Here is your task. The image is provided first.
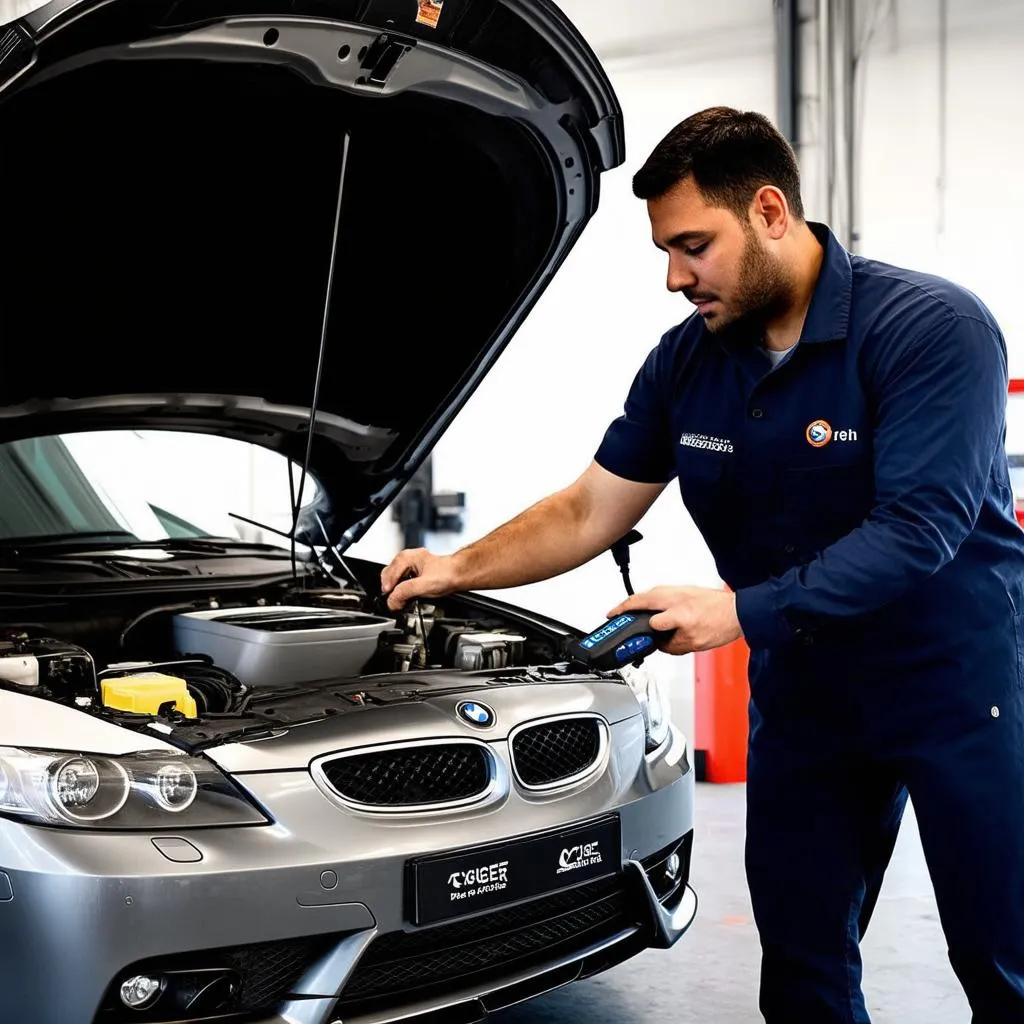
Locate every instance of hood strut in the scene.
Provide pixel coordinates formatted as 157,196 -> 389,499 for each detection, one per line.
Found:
290,129 -> 353,580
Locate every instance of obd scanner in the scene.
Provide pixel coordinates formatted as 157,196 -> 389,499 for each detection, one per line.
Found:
569,610 -> 672,671
568,530 -> 673,671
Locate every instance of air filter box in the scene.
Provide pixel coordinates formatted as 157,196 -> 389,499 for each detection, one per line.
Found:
172,606 -> 395,688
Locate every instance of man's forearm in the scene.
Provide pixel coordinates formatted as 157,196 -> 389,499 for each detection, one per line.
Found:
451,488 -> 606,591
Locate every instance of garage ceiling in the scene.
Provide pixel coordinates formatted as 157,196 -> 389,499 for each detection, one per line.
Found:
552,0 -> 774,66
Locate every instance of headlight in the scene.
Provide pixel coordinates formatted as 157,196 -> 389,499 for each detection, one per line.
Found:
619,663 -> 671,752
0,748 -> 268,829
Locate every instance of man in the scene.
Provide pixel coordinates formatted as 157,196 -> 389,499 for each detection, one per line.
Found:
380,106 -> 1024,1022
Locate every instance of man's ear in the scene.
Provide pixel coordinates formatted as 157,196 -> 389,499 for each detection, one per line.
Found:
751,185 -> 789,240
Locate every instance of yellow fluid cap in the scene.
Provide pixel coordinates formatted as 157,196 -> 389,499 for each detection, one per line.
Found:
100,672 -> 198,719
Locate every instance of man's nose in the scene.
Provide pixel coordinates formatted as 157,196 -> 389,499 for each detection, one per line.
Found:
666,257 -> 697,293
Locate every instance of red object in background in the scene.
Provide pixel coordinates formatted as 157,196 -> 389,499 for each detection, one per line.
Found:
693,637 -> 750,783
1012,380 -> 1024,526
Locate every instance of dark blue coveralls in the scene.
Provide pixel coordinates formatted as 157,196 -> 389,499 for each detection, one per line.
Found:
594,223 -> 1024,1022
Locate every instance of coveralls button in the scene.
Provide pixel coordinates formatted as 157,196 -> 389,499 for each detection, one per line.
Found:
751,407 -> 764,419
991,706 -> 1001,718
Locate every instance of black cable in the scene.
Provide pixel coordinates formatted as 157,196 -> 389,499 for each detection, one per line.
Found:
119,600 -> 205,650
610,530 -> 642,598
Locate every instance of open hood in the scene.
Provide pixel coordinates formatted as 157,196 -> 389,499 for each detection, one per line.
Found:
0,0 -> 623,549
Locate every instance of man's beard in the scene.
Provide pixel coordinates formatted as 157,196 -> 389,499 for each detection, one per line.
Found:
701,229 -> 794,337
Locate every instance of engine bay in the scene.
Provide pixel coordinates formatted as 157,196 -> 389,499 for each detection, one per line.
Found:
0,574 -> 606,752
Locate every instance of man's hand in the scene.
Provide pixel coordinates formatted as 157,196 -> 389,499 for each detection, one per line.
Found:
607,585 -> 742,655
380,548 -> 461,611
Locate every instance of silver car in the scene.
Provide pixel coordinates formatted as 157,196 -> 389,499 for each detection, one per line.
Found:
0,1 -> 696,1022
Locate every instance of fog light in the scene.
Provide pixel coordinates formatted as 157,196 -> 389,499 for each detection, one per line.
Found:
120,974 -> 161,1009
665,852 -> 681,881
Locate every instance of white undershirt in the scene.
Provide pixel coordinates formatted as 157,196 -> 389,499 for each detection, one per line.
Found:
765,344 -> 796,368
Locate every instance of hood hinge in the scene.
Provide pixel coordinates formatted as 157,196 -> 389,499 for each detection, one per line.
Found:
357,31 -> 415,88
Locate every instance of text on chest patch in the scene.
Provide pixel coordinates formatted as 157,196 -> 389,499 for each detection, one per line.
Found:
680,431 -> 734,454
806,419 -> 858,447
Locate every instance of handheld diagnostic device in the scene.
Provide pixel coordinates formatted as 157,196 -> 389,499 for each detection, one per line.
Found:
569,611 -> 672,671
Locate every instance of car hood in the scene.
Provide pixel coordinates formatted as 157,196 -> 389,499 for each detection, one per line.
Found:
0,0 -> 623,550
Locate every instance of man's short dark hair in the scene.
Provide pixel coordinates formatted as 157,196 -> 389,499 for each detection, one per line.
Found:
632,106 -> 805,221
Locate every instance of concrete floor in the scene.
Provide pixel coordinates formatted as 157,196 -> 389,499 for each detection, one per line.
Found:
495,783 -> 969,1024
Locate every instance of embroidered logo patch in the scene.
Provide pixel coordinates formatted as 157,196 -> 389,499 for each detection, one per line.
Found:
680,432 -> 734,453
806,420 -> 859,447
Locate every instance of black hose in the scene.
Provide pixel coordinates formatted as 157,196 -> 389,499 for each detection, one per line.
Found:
119,600 -> 208,650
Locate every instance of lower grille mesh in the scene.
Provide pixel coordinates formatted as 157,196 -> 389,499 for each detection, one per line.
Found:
336,877 -> 635,1013
223,938 -> 318,1010
95,935 -> 335,1021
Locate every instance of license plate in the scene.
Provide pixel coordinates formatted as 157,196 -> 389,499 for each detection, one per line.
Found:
408,815 -> 620,926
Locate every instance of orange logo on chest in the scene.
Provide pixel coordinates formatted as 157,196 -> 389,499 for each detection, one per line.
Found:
805,420 -> 833,447
805,420 -> 860,446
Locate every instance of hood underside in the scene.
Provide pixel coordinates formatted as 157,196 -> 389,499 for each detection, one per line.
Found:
0,0 -> 623,548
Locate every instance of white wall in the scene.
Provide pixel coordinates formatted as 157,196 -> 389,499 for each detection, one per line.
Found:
349,0 -> 778,740
829,0 -> 1024,372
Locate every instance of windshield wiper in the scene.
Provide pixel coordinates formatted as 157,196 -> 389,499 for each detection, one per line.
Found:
1,530 -> 138,544
88,538 -> 294,555
0,530 -> 139,551
0,534 -> 291,557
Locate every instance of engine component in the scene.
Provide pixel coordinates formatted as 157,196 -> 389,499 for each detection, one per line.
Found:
374,608 -> 529,674
389,640 -> 426,673
100,672 -> 198,719
453,632 -> 526,671
284,588 -> 365,611
172,606 -> 396,687
0,635 -> 96,699
428,619 -> 526,670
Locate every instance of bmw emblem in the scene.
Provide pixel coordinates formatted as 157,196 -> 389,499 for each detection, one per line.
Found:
456,700 -> 495,728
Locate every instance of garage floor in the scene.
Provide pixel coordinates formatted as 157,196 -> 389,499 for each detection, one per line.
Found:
495,783 -> 968,1024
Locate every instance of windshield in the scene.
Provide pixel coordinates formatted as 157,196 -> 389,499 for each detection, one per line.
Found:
0,430 -> 319,547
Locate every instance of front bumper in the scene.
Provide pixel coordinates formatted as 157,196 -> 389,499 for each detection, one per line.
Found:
0,723 -> 695,1024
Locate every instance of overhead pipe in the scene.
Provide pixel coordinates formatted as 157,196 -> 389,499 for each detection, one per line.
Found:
774,0 -> 800,147
937,0 -> 948,238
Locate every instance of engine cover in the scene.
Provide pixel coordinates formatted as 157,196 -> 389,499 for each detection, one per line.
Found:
172,606 -> 396,687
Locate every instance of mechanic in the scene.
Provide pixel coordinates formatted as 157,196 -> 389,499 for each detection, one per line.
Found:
380,106 -> 1024,1022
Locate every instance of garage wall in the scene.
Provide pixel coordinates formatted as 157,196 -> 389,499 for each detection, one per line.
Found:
811,0 -> 1024,369
349,0 -> 778,740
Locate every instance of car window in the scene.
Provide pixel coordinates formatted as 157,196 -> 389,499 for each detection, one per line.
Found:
0,430 -> 319,547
